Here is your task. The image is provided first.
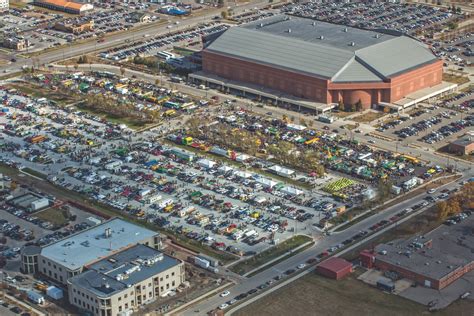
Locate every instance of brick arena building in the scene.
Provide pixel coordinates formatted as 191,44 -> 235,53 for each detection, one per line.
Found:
200,15 -> 442,110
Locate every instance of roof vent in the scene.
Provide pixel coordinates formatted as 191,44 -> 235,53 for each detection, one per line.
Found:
320,35 -> 324,40
350,42 -> 355,46
343,27 -> 348,32
288,28 -> 291,33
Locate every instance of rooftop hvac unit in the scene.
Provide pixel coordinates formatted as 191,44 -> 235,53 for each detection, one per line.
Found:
288,28 -> 291,33
320,35 -> 324,40
350,42 -> 355,46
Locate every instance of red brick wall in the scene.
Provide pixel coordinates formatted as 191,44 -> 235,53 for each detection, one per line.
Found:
203,51 -> 329,102
375,258 -> 474,290
202,51 -> 443,108
389,60 -> 443,102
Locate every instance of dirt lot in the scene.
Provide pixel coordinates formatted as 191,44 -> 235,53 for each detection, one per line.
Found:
6,82 -> 78,105
236,269 -> 474,316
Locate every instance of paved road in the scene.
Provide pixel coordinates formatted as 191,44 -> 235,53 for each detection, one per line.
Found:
0,0 -> 271,74
178,172 -> 471,315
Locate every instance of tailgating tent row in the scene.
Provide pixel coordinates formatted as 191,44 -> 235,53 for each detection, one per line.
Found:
235,171 -> 253,179
269,165 -> 295,178
218,165 -> 233,173
280,186 -> 304,196
255,177 -> 278,188
197,158 -> 216,169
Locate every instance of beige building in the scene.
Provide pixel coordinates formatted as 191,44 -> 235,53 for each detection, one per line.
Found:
67,244 -> 185,316
35,218 -> 161,285
3,36 -> 29,51
54,19 -> 94,34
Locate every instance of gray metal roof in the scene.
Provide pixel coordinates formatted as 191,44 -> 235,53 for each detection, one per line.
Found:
69,244 -> 181,297
332,57 -> 384,83
242,15 -> 394,51
206,15 -> 438,82
356,36 -> 438,77
374,215 -> 474,281
41,218 -> 158,270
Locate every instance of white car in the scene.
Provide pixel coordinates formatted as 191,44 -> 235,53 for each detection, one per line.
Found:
219,303 -> 229,310
297,263 -> 306,269
428,188 -> 436,194
220,291 -> 230,297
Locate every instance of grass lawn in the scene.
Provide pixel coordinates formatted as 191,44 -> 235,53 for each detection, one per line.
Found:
8,0 -> 28,8
236,270 -> 429,316
442,73 -> 470,85
172,47 -> 196,57
21,167 -> 47,180
352,111 -> 386,123
229,235 -> 313,275
344,124 -> 358,130
332,110 -> 354,119
35,207 -> 69,226
247,241 -> 314,277
75,104 -> 161,131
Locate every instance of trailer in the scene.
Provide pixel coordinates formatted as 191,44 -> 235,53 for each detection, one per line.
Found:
27,290 -> 45,304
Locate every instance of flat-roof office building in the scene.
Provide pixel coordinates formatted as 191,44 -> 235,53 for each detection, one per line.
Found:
68,244 -> 184,316
37,218 -> 161,284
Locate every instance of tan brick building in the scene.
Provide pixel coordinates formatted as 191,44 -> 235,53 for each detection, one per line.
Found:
67,244 -> 185,316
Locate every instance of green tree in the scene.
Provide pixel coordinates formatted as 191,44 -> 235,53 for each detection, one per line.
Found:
338,99 -> 344,111
355,99 -> 362,112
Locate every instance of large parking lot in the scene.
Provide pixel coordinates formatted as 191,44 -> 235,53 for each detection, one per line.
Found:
376,89 -> 474,148
0,84 -> 339,257
100,22 -> 228,61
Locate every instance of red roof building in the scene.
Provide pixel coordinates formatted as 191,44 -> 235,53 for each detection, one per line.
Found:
317,257 -> 353,280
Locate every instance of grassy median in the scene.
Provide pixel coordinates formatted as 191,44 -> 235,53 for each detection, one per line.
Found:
229,235 -> 313,275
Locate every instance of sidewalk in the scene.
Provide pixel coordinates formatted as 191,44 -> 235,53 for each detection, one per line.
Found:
3,293 -> 46,316
165,282 -> 231,316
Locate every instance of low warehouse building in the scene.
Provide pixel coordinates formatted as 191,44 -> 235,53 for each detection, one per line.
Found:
448,137 -> 474,155
371,214 -> 474,290
33,0 -> 93,14
317,257 -> 353,280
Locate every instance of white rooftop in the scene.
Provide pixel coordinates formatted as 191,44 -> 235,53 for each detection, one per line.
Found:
41,218 -> 158,270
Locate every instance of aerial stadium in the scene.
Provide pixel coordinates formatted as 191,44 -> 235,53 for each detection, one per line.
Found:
191,15 -> 448,112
